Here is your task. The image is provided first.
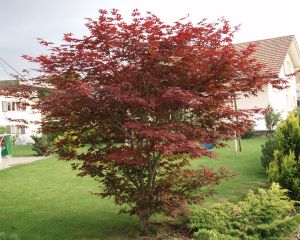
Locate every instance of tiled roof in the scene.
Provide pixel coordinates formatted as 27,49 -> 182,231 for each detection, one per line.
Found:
0,80 -> 20,88
235,35 -> 295,74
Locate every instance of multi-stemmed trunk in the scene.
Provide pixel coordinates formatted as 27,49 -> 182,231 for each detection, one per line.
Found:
136,156 -> 159,234
138,211 -> 150,234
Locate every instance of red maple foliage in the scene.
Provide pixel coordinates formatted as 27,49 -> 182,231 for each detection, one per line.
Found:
8,9 -> 285,232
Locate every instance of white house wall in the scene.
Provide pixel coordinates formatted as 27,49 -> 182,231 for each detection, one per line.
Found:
236,85 -> 269,109
236,53 -> 298,131
236,85 -> 269,130
269,54 -> 297,120
0,96 -> 41,139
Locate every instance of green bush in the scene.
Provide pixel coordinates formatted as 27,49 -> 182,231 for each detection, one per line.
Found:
267,113 -> 300,199
273,114 -> 300,157
31,134 -> 57,156
268,151 -> 300,199
260,135 -> 276,169
264,106 -> 281,132
31,135 -> 49,156
188,183 -> 300,240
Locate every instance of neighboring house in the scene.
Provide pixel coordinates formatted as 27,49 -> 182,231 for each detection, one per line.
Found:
235,35 -> 300,130
0,80 -> 42,144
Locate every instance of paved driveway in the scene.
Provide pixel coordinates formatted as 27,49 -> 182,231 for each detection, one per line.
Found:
0,156 -> 46,170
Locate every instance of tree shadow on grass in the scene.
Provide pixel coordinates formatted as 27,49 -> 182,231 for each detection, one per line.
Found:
12,212 -> 140,240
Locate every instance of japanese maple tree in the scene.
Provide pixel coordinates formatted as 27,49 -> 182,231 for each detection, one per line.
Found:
12,9 -> 284,232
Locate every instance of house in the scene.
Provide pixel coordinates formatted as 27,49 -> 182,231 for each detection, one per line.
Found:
235,35 -> 300,130
0,80 -> 42,144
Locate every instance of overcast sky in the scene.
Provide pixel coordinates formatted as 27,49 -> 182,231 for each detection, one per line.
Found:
0,0 -> 299,80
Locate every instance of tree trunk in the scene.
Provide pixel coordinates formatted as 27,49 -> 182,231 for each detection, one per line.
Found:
139,212 -> 150,235
233,94 -> 242,152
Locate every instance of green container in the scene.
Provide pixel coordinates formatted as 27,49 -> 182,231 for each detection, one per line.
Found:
1,135 -> 12,157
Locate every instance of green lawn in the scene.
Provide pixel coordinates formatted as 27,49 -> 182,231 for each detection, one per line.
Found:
0,139 -> 268,240
197,138 -> 268,203
12,144 -> 36,157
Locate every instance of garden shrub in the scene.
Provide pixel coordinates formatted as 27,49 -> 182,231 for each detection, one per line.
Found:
31,135 -> 49,156
268,151 -> 300,199
31,134 -> 58,156
267,113 -> 300,199
260,134 -> 276,169
264,106 -> 281,133
273,114 -> 300,157
188,183 -> 300,240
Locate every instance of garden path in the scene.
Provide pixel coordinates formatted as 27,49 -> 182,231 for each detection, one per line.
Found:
0,156 -> 46,170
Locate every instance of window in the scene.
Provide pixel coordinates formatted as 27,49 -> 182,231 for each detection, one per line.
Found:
18,126 -> 26,134
5,125 -> 11,134
2,101 -> 8,112
12,102 -> 16,111
2,101 -> 27,112
7,102 -> 12,111
5,125 -> 26,135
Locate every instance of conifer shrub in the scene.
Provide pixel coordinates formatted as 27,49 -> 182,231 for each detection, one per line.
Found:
31,135 -> 49,156
31,133 -> 58,156
188,183 -> 300,240
267,113 -> 300,199
260,134 -> 276,169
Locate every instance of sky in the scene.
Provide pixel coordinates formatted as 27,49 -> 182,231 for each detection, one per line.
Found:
0,0 -> 299,80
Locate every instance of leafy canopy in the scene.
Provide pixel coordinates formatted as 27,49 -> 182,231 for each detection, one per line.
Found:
9,9 -> 284,231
